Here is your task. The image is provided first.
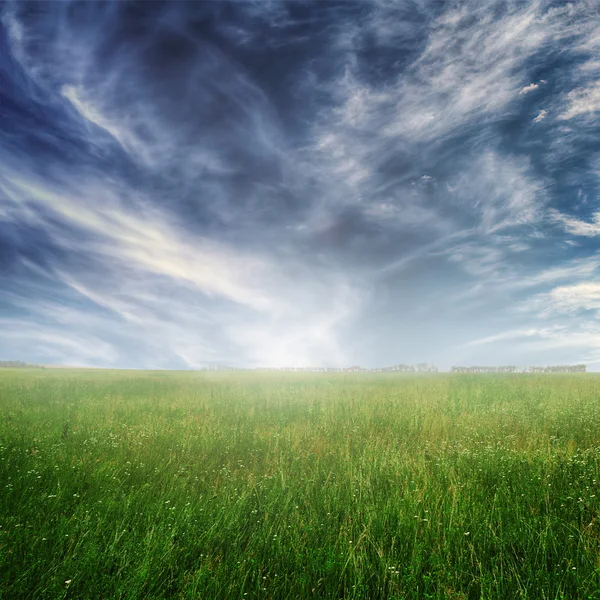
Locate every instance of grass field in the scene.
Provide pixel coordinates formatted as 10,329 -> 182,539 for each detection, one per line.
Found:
2,370 -> 600,599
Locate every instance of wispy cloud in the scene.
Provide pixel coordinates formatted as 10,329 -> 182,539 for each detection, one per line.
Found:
464,326 -> 567,348
1,160 -> 369,367
545,282 -> 600,315
0,316 -> 119,367
61,85 -> 144,159
1,173 -> 284,312
559,82 -> 600,120
332,0 -> 582,143
549,209 -> 600,236
520,83 -> 540,95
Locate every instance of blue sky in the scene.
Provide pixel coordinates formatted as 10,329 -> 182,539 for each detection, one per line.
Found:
1,0 -> 600,370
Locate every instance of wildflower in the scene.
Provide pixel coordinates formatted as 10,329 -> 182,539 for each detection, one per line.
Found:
65,580 -> 72,585
464,532 -> 470,536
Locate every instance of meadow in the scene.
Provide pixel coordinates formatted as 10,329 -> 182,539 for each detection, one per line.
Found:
2,370 -> 600,599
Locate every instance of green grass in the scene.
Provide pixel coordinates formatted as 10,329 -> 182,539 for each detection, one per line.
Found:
2,370 -> 600,599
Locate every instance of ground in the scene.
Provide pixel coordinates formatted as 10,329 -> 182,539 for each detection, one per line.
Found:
1,370 -> 600,599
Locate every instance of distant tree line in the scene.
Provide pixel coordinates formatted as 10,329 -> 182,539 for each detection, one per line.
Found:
527,364 -> 587,373
451,366 -> 519,373
451,365 -> 587,373
0,361 -> 44,368
204,363 -> 439,373
375,363 -> 439,373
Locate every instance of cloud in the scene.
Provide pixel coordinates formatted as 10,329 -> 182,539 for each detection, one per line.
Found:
0,173 -> 284,313
61,85 -> 144,159
533,109 -> 547,123
559,82 -> 600,120
460,322 -> 600,367
514,278 -> 600,320
549,209 -> 600,236
545,282 -> 600,314
445,151 -> 544,233
0,316 -> 119,366
307,1 -> 560,260
580,60 -> 600,73
464,326 -> 566,348
520,83 -> 540,95
337,0 -> 581,142
0,163 -> 368,368
3,1 -> 288,194
524,257 -> 600,287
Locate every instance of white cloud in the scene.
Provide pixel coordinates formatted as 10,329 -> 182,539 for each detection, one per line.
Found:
447,151 -> 544,233
519,83 -> 539,95
1,8 -> 33,81
61,85 -> 144,159
3,7 -> 284,187
1,174 -> 283,313
314,0 -> 600,217
310,0 -> 561,246
464,326 -> 565,347
0,317 -> 119,366
515,278 -> 600,326
580,60 -> 600,73
542,282 -> 600,315
559,82 -> 600,120
549,209 -> 600,236
374,1 -> 575,141
461,322 -> 600,368
525,257 -> 600,286
0,166 -> 367,368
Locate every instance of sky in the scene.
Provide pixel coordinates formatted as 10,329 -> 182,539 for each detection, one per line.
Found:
1,0 -> 600,370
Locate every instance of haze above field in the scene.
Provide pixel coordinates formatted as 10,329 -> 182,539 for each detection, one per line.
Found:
1,1 -> 600,370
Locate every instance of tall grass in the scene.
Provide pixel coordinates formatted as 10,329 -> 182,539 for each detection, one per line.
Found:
2,370 -> 600,599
